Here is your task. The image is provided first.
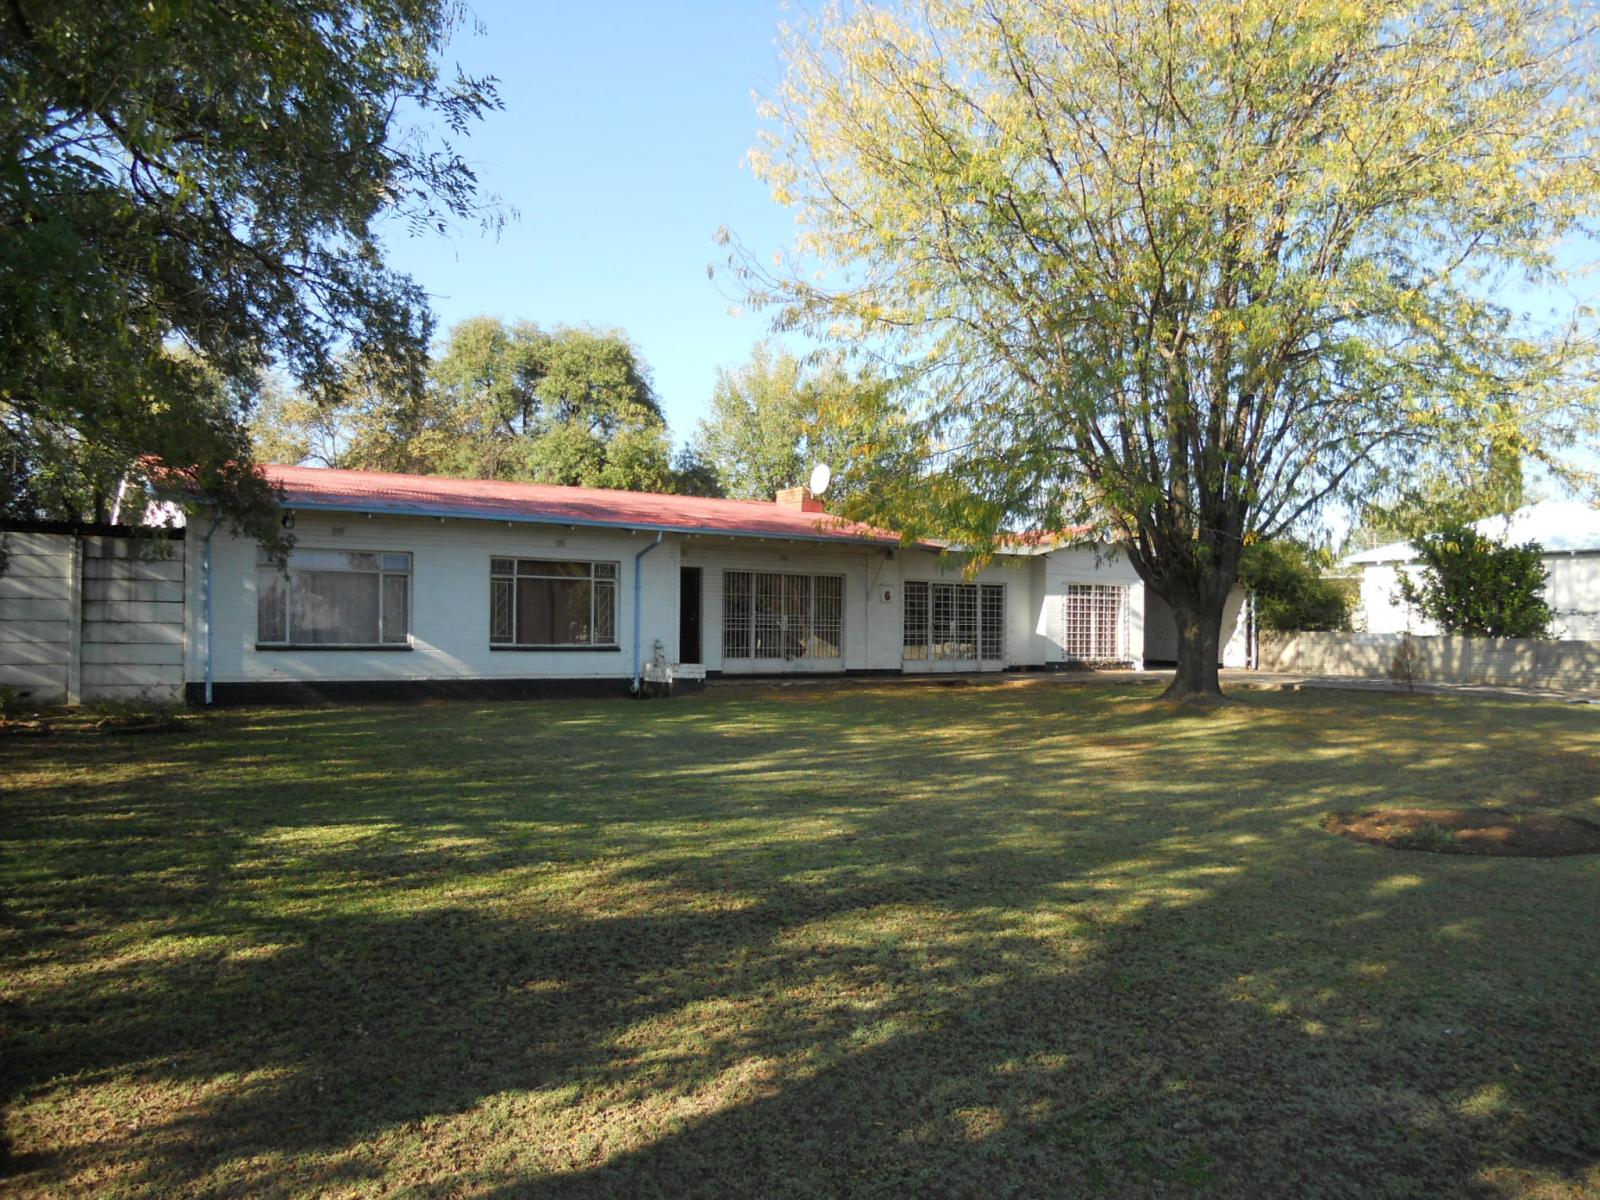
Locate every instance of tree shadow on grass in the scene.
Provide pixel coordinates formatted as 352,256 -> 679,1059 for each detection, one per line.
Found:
3,686 -> 1598,1196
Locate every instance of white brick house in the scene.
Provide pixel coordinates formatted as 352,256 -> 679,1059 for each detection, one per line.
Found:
3,464 -> 1252,705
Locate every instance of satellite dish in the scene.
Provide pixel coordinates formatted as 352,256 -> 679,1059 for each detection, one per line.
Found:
809,462 -> 832,497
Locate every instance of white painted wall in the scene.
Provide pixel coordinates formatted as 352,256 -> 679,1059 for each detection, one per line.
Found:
1036,545 -> 1147,666
186,514 -> 1196,687
686,542 -> 1043,674
1354,554 -> 1600,639
1141,585 -> 1250,667
894,547 -> 1043,672
1143,591 -> 1178,661
190,513 -> 680,686
1221,590 -> 1251,667
685,539 -> 879,675
1355,563 -> 1428,634
1547,556 -> 1600,639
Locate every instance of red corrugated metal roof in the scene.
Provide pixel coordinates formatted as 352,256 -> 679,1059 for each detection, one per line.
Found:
263,464 -> 905,545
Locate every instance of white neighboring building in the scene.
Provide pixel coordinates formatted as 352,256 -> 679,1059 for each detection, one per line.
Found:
159,465 -> 1251,704
1344,501 -> 1600,639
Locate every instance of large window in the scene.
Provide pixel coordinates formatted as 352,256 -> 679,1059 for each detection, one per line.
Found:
723,571 -> 843,660
490,558 -> 617,647
1063,584 -> 1127,660
257,549 -> 412,647
903,581 -> 1005,661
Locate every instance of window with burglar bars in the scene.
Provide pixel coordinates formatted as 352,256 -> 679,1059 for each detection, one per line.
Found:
489,558 -> 617,647
722,571 -> 843,660
1062,584 -> 1127,660
902,581 -> 1005,661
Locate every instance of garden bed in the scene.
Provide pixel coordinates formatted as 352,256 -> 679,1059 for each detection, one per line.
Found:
1325,807 -> 1600,857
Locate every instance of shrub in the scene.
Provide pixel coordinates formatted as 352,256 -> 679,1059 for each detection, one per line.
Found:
1397,522 -> 1554,638
1387,634 -> 1421,691
1238,540 -> 1355,633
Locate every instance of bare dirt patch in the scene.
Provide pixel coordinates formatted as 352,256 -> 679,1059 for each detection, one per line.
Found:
1325,808 -> 1600,858
0,709 -> 197,738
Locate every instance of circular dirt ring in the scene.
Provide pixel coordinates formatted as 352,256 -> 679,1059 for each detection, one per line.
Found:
1325,808 -> 1600,858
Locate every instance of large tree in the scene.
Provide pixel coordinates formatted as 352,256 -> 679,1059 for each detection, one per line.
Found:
255,317 -> 707,493
692,341 -> 894,501
1,0 -> 501,539
1347,437 -> 1527,552
732,0 -> 1600,699
418,318 -> 673,485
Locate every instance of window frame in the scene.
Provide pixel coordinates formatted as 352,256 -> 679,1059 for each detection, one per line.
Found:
488,556 -> 620,650
722,570 -> 845,662
902,580 -> 1006,662
255,547 -> 413,650
1061,583 -> 1128,661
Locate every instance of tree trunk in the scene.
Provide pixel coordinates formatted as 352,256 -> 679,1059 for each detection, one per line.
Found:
1162,592 -> 1227,702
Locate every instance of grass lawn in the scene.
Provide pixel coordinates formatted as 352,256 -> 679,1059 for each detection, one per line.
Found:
3,679 -> 1599,1198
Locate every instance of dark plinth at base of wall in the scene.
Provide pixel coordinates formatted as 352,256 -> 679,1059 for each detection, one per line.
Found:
187,677 -> 635,707
633,677 -> 706,700
1043,659 -> 1137,671
186,663 -> 1150,706
702,668 -> 903,680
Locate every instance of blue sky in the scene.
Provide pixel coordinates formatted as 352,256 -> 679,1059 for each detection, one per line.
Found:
382,0 -> 1595,509
380,0 -> 797,449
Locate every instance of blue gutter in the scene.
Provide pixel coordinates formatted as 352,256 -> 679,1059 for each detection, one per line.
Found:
631,530 -> 665,693
276,499 -> 905,549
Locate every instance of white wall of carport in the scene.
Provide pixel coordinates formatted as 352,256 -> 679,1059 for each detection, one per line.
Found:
683,542 -> 1047,673
187,512 -> 682,684
1540,557 -> 1600,638
892,548 -> 1044,670
1355,556 -> 1600,641
683,539 -> 890,674
1036,545 -> 1147,665
1142,587 -> 1250,667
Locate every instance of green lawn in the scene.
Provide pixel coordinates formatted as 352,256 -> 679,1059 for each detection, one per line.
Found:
3,679 -> 1598,1198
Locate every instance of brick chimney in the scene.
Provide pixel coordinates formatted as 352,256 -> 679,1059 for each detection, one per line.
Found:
776,486 -> 826,513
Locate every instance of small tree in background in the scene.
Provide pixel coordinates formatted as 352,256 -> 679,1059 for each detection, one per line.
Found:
691,343 -> 896,502
1387,634 -> 1421,692
1398,523 -> 1554,639
250,318 -> 734,495
1238,541 -> 1354,633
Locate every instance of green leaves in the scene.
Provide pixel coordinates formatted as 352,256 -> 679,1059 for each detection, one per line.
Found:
1238,539 -> 1355,633
252,318 -> 717,496
1398,521 -> 1555,639
1,0 -> 502,536
693,344 -> 814,502
691,342 -> 903,506
419,321 -> 673,490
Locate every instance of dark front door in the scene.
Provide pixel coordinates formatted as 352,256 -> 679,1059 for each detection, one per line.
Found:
679,567 -> 702,664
